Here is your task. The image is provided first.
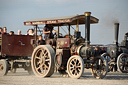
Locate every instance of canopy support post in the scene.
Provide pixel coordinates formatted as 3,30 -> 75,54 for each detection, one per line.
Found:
57,26 -> 59,38
68,25 -> 70,38
35,25 -> 38,46
76,19 -> 79,31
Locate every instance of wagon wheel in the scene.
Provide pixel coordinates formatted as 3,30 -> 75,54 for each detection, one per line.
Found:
117,53 -> 128,73
0,60 -> 9,76
91,56 -> 108,79
31,45 -> 55,77
67,55 -> 84,79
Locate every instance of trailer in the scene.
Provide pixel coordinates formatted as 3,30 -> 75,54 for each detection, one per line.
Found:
0,35 -> 34,76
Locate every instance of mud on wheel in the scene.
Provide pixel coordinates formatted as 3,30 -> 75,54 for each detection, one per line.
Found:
91,56 -> 108,79
117,53 -> 128,73
67,55 -> 84,79
31,45 -> 55,77
0,59 -> 9,76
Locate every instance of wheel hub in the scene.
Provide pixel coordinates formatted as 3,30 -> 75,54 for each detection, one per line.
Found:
74,66 -> 78,71
40,56 -> 45,65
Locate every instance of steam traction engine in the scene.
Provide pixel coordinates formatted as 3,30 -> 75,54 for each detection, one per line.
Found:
102,23 -> 128,73
24,12 -> 108,79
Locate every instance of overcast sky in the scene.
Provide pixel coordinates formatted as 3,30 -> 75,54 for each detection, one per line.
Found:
0,0 -> 128,44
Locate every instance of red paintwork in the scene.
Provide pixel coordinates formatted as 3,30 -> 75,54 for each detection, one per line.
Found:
1,35 -> 34,57
57,38 -> 70,48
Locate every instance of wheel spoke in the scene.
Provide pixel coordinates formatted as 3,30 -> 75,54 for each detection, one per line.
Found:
70,67 -> 74,70
70,63 -> 74,67
40,67 -> 44,74
36,64 -> 43,70
76,66 -> 81,68
74,70 -> 78,75
40,51 -> 43,58
73,59 -> 77,65
44,64 -> 49,70
37,61 -> 41,65
72,70 -> 75,74
35,56 -> 41,60
45,59 -> 50,62
44,51 -> 48,57
70,61 -> 74,66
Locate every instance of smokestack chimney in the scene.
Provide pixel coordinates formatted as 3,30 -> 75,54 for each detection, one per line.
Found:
114,23 -> 119,46
84,12 -> 91,46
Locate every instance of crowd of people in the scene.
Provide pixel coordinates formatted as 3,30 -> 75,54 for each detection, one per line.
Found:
0,27 -> 45,45
0,27 -> 37,36
0,24 -> 56,45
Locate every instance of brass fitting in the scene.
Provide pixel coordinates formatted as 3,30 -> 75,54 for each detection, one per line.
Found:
84,12 -> 91,16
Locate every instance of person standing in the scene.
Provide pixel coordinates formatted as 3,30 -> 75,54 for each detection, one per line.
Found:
43,24 -> 56,39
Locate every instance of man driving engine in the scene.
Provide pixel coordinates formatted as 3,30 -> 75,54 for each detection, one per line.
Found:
43,24 -> 56,39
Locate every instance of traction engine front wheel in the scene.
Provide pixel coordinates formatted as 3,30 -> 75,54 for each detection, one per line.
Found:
67,55 -> 84,79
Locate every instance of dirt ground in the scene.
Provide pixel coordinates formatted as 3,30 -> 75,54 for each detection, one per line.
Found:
0,69 -> 128,85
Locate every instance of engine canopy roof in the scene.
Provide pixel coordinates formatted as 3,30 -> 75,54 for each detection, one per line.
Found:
24,14 -> 99,26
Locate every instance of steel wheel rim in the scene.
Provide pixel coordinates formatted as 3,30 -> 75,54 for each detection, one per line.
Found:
33,48 -> 51,76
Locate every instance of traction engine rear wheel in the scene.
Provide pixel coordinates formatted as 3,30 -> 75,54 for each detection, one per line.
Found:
67,55 -> 84,79
117,53 -> 128,73
31,45 -> 55,77
91,56 -> 108,79
0,59 -> 8,76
